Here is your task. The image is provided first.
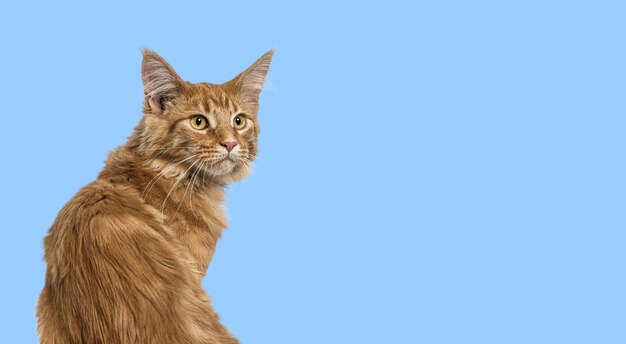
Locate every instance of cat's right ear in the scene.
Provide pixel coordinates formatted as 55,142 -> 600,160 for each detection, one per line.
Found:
141,49 -> 184,114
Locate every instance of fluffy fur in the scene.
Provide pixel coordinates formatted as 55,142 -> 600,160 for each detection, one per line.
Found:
36,49 -> 273,343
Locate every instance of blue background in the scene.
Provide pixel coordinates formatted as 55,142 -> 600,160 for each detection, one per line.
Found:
1,1 -> 624,343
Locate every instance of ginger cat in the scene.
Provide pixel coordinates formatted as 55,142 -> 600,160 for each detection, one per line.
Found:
36,49 -> 273,343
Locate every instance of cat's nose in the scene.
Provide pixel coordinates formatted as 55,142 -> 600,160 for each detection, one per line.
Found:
220,140 -> 237,152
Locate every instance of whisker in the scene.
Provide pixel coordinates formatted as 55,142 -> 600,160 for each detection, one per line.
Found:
201,161 -> 208,189
120,146 -> 198,167
140,146 -> 198,166
172,160 -> 204,220
142,155 -> 194,197
188,161 -> 206,217
160,159 -> 199,222
142,154 -> 200,199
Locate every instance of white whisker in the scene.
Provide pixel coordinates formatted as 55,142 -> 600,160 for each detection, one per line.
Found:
160,159 -> 199,222
142,154 -> 200,199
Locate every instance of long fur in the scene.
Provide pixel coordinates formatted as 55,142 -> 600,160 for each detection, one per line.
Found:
36,49 -> 273,343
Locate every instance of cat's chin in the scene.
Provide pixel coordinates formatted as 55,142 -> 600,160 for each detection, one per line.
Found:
207,159 -> 236,175
207,162 -> 250,184
201,158 -> 248,182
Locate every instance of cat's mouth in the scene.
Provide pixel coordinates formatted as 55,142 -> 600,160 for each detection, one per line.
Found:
198,152 -> 250,177
204,154 -> 235,164
201,155 -> 238,176
219,155 -> 236,164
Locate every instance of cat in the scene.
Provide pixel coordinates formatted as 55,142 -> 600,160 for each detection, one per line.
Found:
35,49 -> 273,343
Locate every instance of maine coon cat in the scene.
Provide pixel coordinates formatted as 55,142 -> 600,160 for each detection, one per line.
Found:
36,49 -> 273,343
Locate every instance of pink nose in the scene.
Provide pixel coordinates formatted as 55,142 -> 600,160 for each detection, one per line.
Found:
220,140 -> 237,152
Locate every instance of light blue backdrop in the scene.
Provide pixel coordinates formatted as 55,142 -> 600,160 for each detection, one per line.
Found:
1,1 -> 624,343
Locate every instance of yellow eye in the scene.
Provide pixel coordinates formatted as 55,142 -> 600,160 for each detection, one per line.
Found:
190,115 -> 208,130
233,115 -> 246,129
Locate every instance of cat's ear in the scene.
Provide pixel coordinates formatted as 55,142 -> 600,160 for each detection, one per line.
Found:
229,50 -> 274,110
141,49 -> 184,114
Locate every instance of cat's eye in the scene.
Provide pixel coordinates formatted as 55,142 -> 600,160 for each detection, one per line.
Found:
190,115 -> 209,130
233,115 -> 246,130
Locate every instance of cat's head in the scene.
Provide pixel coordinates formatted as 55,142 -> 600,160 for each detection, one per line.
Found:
132,49 -> 273,184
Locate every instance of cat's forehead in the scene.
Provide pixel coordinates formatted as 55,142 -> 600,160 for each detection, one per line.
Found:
191,83 -> 240,115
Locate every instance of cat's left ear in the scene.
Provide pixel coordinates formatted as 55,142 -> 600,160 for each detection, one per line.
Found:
141,49 -> 184,114
229,50 -> 274,110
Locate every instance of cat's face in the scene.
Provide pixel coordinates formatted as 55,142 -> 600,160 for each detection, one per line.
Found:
135,50 -> 273,184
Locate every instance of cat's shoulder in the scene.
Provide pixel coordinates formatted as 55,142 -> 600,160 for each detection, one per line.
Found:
52,178 -> 160,234
66,179 -> 141,213
43,179 -> 176,282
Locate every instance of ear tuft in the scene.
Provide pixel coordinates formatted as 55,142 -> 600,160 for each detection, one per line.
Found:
141,49 -> 183,113
233,50 -> 274,108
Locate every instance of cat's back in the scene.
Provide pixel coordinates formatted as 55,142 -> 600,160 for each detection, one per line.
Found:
41,178 -> 155,269
36,178 -> 198,343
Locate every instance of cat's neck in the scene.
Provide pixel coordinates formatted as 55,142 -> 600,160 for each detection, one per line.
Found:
98,146 -> 229,278
98,146 -> 227,213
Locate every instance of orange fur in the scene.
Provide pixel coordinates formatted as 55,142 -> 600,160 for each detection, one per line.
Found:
36,49 -> 273,343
